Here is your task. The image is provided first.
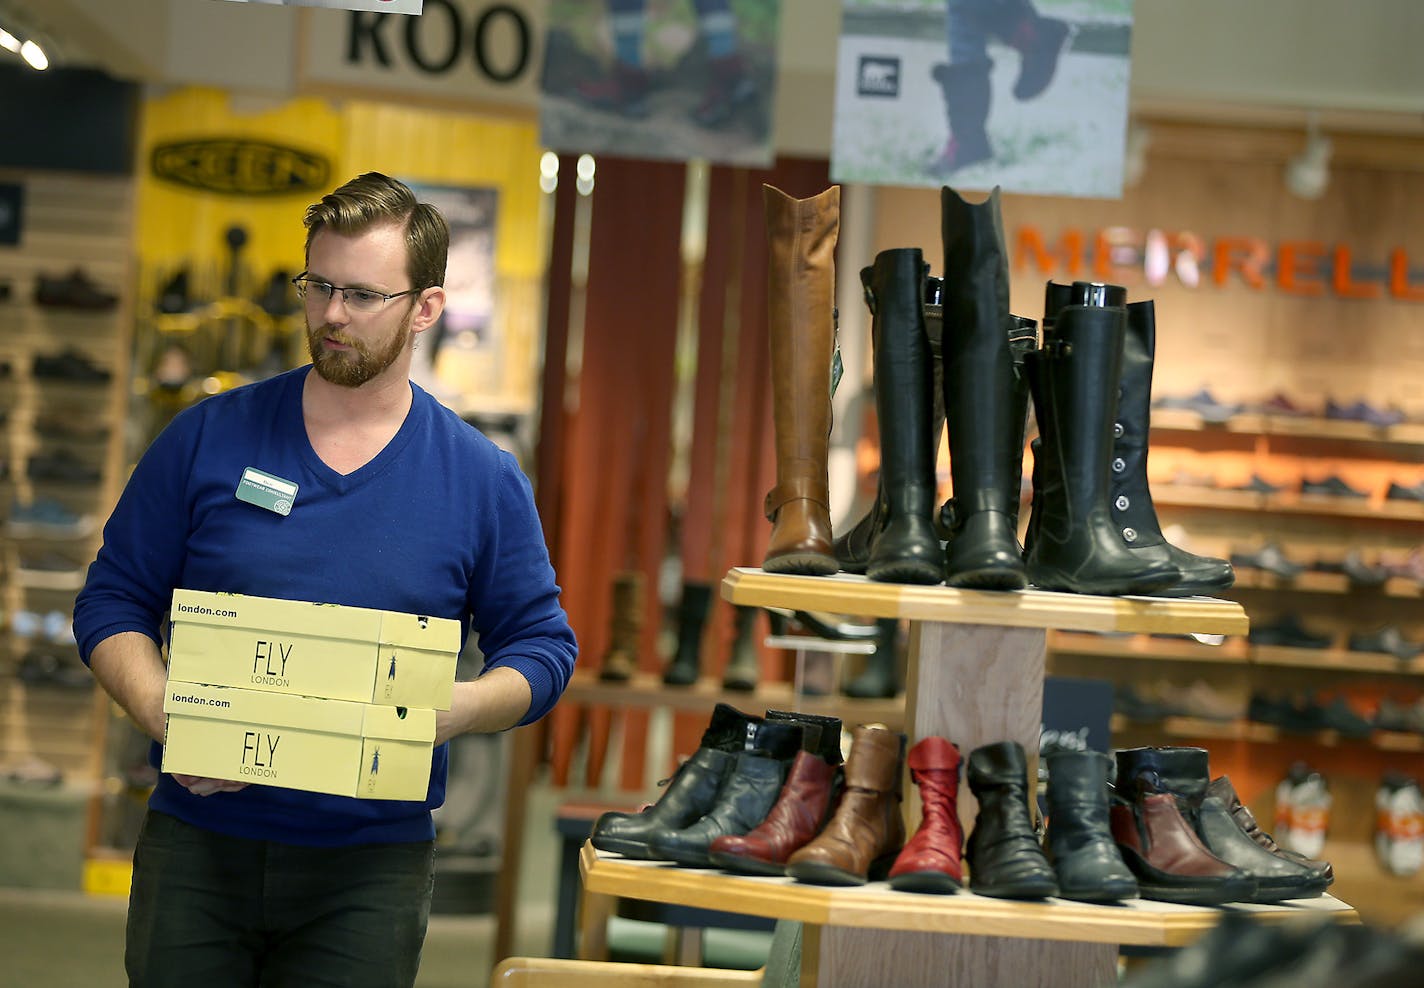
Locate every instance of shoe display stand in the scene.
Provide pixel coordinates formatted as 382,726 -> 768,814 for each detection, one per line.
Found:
0,169 -> 135,868
576,568 -> 1357,988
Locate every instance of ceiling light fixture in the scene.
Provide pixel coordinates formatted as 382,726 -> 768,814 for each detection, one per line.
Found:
19,38 -> 46,70
0,27 -> 19,53
1285,112 -> 1331,200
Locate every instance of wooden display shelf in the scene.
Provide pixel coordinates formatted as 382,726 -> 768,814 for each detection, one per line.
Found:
1049,630 -> 1248,664
1112,716 -> 1424,753
580,842 -> 1357,949
1150,407 -> 1424,450
1250,644 -> 1424,676
1232,569 -> 1424,599
722,568 -> 1248,637
1153,485 -> 1424,523
561,673 -> 905,728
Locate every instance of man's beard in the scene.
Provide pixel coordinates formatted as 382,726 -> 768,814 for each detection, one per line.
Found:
306,309 -> 412,388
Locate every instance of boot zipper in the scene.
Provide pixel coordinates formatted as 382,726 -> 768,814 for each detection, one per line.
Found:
744,722 -> 758,752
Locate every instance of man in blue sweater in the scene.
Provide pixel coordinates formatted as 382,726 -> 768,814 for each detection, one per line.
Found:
73,172 -> 577,987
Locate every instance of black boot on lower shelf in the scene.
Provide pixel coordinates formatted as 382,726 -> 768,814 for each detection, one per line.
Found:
663,582 -> 711,686
964,741 -> 1059,898
1044,750 -> 1138,902
722,605 -> 761,692
591,703 -> 759,859
648,718 -> 811,867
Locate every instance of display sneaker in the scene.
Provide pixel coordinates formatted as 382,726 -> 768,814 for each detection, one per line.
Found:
1155,679 -> 1243,722
1300,475 -> 1371,499
18,645 -> 93,690
32,409 -> 110,442
16,550 -> 86,590
5,497 -> 95,538
33,268 -> 118,311
1386,481 -> 1424,503
1374,774 -> 1424,877
31,348 -> 112,384
1325,398 -> 1406,429
27,450 -> 102,485
1281,770 -> 1332,860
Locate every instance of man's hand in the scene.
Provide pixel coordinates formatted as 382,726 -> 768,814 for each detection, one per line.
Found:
172,774 -> 248,797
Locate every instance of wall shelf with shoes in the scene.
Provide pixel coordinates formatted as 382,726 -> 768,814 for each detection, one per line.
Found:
1149,406 -> 1424,452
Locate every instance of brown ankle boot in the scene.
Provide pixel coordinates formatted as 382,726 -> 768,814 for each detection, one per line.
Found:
786,724 -> 905,885
598,571 -> 642,682
761,184 -> 840,576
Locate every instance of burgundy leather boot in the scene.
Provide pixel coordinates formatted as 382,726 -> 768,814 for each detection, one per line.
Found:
786,724 -> 906,885
888,736 -> 964,893
1109,787 -> 1254,905
707,749 -> 840,876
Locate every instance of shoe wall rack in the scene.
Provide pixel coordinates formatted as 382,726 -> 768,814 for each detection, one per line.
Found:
0,168 -> 134,854
576,568 -> 1355,988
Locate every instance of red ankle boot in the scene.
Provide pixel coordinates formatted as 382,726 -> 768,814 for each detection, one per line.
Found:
888,736 -> 964,893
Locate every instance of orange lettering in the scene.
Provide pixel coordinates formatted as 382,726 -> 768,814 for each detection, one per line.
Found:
1389,248 -> 1424,301
1014,226 -> 1085,279
1332,245 -> 1381,298
1278,242 -> 1327,295
1093,226 -> 1139,283
1211,237 -> 1268,289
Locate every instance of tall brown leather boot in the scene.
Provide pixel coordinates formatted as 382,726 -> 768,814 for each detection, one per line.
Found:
761,184 -> 840,576
786,723 -> 905,885
598,570 -> 642,682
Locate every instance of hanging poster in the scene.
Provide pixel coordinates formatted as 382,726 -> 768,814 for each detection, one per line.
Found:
831,0 -> 1134,198
218,0 -> 424,13
539,0 -> 781,166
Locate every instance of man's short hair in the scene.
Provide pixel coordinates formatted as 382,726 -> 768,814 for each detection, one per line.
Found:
303,172 -> 449,292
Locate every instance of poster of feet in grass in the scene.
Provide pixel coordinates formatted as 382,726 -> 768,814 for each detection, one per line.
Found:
832,0 -> 1133,198
540,0 -> 782,166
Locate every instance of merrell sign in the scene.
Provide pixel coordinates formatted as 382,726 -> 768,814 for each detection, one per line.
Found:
150,139 -> 332,196
1014,226 -> 1424,302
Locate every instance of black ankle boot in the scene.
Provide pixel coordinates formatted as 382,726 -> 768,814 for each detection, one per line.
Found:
940,187 -> 1027,590
591,703 -> 758,858
965,741 -> 1058,898
1023,302 -> 1179,595
663,582 -> 711,685
844,618 -> 900,699
1044,750 -> 1138,901
648,718 -> 808,867
722,605 -> 760,692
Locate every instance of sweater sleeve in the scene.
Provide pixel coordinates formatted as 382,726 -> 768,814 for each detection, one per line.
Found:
73,409 -> 203,664
466,453 -> 577,725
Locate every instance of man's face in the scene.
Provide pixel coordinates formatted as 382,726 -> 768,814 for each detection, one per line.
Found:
303,221 -> 419,389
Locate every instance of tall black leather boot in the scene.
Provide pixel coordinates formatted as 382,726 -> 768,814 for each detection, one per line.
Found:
863,249 -> 943,584
649,717 -> 808,867
843,617 -> 900,699
1115,301 -> 1234,596
836,272 -> 944,574
591,703 -> 758,858
964,740 -> 1058,898
1117,746 -> 1326,903
1044,750 -> 1139,901
1023,303 -> 1179,595
940,186 -> 1027,589
722,605 -> 760,692
663,582 -> 711,686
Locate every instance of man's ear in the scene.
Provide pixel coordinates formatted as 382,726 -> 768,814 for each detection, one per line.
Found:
410,286 -> 447,335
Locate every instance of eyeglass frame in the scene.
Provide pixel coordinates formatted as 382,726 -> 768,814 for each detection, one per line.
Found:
290,272 -> 425,313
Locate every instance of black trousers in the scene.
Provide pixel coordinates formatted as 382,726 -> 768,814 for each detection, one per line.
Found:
125,810 -> 435,988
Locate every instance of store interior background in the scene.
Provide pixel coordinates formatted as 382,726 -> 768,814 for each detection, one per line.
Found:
1,0 -> 1423,984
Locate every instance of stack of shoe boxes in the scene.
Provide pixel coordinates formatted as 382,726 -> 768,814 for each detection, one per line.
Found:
161,590 -> 459,800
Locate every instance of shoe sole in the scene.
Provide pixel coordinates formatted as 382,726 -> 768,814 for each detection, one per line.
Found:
786,860 -> 868,886
1056,883 -> 1139,903
867,560 -> 943,585
969,878 -> 1059,899
887,870 -> 961,894
590,836 -> 657,859
707,851 -> 787,877
763,554 -> 838,577
945,567 -> 1027,591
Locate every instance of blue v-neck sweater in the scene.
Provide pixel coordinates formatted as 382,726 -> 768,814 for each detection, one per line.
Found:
73,366 -> 577,847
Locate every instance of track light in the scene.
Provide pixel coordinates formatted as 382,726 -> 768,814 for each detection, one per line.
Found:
19,37 -> 46,70
0,27 -> 19,53
1285,114 -> 1331,200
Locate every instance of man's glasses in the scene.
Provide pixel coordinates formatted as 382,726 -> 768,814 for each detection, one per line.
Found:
291,273 -> 422,314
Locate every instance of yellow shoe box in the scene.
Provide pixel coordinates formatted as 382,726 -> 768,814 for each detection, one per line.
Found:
161,681 -> 436,801
168,589 -> 459,709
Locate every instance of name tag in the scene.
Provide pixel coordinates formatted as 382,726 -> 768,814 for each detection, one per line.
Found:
235,467 -> 298,517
